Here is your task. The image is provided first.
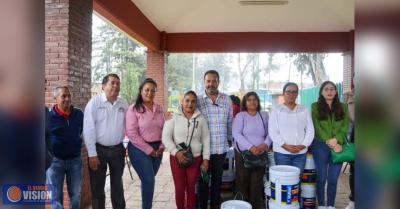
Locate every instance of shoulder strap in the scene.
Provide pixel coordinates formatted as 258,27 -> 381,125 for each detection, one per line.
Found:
259,112 -> 267,136
187,118 -> 197,146
170,115 -> 177,145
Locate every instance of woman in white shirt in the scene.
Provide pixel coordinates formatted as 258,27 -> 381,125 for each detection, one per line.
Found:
268,82 -> 314,173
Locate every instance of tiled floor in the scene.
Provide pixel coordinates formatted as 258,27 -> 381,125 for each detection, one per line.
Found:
89,153 -> 351,209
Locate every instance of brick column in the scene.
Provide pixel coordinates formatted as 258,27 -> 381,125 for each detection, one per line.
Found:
343,51 -> 354,93
45,0 -> 92,208
146,51 -> 168,109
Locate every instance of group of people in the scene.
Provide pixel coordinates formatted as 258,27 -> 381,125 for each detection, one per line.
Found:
45,70 -> 354,209
231,80 -> 351,209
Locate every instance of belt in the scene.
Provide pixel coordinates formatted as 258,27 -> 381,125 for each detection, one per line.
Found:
145,141 -> 161,145
96,143 -> 123,149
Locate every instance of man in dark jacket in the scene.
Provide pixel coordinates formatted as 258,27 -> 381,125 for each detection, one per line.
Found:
46,86 -> 83,209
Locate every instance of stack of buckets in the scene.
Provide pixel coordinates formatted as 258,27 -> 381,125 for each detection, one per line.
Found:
300,153 -> 317,209
264,152 -> 316,209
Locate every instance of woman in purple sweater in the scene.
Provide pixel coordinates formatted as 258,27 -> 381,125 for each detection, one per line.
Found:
233,91 -> 271,208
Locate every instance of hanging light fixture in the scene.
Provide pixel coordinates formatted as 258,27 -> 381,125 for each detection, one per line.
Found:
239,0 -> 289,5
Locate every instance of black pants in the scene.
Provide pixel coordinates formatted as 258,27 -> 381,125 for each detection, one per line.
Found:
198,153 -> 227,209
235,151 -> 264,209
89,143 -> 126,209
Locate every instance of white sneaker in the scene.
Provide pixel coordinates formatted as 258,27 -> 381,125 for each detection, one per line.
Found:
345,201 -> 355,209
327,206 -> 336,209
318,207 -> 326,209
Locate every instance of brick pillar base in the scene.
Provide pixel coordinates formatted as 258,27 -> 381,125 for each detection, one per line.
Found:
146,51 -> 168,109
45,0 -> 92,208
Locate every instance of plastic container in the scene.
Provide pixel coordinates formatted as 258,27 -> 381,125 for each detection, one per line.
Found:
268,165 -> 300,209
300,184 -> 316,209
221,200 -> 252,209
301,154 -> 316,184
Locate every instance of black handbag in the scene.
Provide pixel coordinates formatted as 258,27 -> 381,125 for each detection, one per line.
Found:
237,112 -> 269,169
176,118 -> 197,168
241,150 -> 268,168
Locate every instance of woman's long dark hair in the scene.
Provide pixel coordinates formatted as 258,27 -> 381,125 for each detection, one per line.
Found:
134,78 -> 157,113
317,81 -> 344,121
241,92 -> 261,112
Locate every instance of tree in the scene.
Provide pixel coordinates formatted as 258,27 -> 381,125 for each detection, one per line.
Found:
265,54 -> 279,91
309,54 -> 328,84
120,63 -> 145,104
249,54 -> 262,90
167,53 -> 193,92
236,53 -> 258,93
292,53 -> 328,86
194,53 -> 232,92
292,53 -> 307,88
92,19 -> 146,103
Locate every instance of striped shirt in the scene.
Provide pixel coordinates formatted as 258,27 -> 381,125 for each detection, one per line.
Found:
197,91 -> 233,154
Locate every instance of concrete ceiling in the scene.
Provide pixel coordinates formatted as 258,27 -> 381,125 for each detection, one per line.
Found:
131,0 -> 354,33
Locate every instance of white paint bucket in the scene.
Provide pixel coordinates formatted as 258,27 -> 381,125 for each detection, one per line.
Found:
300,184 -> 316,209
301,154 -> 316,184
221,200 -> 252,209
269,165 -> 300,209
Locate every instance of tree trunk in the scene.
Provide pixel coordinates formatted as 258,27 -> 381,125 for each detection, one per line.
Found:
238,53 -> 244,93
256,55 -> 260,90
251,54 -> 259,90
300,71 -> 303,89
268,70 -> 271,91
309,54 -> 328,85
238,53 -> 252,93
288,58 -> 291,81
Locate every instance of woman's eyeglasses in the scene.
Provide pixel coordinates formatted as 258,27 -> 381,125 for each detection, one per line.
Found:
285,90 -> 298,95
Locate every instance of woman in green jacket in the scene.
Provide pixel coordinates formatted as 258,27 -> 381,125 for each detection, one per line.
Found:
311,81 -> 349,209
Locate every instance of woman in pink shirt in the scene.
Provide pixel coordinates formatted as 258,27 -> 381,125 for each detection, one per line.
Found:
125,78 -> 165,209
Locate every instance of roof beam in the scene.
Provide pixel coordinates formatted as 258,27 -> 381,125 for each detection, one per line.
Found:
165,32 -> 353,53
94,1 -> 353,53
94,0 -> 161,51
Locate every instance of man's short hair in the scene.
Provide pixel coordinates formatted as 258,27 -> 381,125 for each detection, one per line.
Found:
102,73 -> 120,85
53,86 -> 70,98
203,70 -> 219,81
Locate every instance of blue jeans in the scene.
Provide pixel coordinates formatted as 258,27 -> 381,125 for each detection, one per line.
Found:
128,142 -> 162,209
46,156 -> 82,209
274,152 -> 307,174
311,139 -> 342,207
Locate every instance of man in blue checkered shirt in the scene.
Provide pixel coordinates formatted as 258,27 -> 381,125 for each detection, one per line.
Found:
197,70 -> 233,209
